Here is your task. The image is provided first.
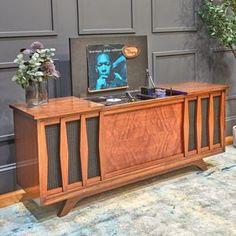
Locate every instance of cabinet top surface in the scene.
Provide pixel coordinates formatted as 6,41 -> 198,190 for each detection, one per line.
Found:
9,82 -> 228,119
159,82 -> 228,95
10,96 -> 104,120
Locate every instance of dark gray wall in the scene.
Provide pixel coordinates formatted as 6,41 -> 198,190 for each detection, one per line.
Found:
0,0 -> 235,194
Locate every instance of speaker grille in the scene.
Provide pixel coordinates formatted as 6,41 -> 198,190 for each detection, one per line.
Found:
201,98 -> 209,148
66,120 -> 82,184
213,96 -> 220,144
86,117 -> 100,178
188,100 -> 196,151
45,124 -> 62,190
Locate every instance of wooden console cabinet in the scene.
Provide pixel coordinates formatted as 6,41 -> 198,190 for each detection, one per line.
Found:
10,82 -> 227,216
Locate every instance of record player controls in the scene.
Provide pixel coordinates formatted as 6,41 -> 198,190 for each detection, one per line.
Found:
125,91 -> 135,101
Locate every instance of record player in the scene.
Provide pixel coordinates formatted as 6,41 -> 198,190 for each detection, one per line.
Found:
86,87 -> 186,106
71,36 -> 187,106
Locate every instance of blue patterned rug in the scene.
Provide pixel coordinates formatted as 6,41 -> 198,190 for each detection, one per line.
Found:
0,146 -> 236,236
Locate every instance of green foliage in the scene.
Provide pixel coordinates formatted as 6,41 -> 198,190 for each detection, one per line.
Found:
198,0 -> 236,58
12,42 -> 59,89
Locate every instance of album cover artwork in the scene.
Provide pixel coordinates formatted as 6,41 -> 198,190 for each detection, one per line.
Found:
87,44 -> 127,92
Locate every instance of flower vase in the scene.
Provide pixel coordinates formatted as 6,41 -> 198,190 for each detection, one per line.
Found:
25,80 -> 48,107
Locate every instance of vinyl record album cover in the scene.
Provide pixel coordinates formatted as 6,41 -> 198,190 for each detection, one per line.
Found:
87,44 -> 128,92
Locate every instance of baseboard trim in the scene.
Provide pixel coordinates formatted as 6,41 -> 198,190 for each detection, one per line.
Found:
0,189 -> 26,208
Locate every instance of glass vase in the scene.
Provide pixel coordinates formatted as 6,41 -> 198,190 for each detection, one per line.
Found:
25,80 -> 48,108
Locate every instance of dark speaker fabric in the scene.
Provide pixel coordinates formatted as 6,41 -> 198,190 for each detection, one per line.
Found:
45,124 -> 62,190
201,98 -> 209,148
188,100 -> 196,151
86,117 -> 100,178
213,96 -> 220,144
66,120 -> 82,184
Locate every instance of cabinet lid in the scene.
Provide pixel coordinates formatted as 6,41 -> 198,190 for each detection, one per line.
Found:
159,82 -> 228,95
9,96 -> 104,120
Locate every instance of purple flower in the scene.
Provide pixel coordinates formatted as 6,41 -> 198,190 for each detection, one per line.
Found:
43,61 -> 60,78
22,49 -> 33,55
31,41 -> 44,50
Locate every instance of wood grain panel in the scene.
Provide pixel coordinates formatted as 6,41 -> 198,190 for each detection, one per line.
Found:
10,84 -> 227,215
183,98 -> 189,156
220,92 -> 226,150
14,111 -> 40,200
60,119 -> 69,192
196,96 -> 202,154
160,82 -> 228,95
9,97 -> 104,120
99,112 -> 105,180
208,94 -> 214,149
102,103 -> 184,175
80,115 -> 88,187
38,121 -> 48,201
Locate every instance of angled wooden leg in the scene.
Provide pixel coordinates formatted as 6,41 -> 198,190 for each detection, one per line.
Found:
58,198 -> 78,217
193,159 -> 208,171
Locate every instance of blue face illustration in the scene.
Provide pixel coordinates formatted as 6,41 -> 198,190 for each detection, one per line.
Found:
96,53 -> 112,76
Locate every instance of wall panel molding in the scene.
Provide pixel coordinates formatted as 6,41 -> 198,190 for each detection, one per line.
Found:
211,47 -> 236,54
0,163 -> 16,173
151,0 -> 197,33
77,0 -> 135,34
0,59 -> 59,70
0,134 -> 15,143
0,62 -> 17,69
226,115 -> 236,122
152,49 -> 197,83
210,48 -> 235,96
227,95 -> 236,101
0,0 -> 58,38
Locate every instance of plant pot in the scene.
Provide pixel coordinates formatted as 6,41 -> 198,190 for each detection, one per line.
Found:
25,80 -> 48,108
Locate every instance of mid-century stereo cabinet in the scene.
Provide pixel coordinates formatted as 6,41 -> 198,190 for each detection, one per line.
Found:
10,82 -> 228,216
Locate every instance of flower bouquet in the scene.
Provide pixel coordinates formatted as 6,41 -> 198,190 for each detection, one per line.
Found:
12,41 -> 60,107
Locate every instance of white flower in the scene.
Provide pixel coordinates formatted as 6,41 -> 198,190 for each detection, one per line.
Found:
35,71 -> 44,77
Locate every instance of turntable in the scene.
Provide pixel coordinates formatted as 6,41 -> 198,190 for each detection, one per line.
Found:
85,90 -> 139,106
86,88 -> 186,106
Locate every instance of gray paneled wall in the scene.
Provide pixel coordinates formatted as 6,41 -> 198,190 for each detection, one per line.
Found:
152,0 -> 197,32
152,50 -> 197,84
77,0 -> 135,34
0,0 -> 235,194
0,0 -> 57,37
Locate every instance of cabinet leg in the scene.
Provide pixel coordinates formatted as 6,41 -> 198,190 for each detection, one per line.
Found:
58,198 -> 78,217
193,159 -> 208,171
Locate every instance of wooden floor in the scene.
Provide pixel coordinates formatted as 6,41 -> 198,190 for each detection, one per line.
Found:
0,136 -> 233,209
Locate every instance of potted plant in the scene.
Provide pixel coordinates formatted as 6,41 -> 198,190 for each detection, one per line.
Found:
199,0 -> 236,146
12,41 -> 60,107
198,0 -> 236,58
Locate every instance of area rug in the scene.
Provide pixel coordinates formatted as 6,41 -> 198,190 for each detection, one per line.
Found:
0,146 -> 236,236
